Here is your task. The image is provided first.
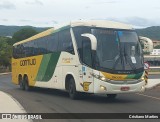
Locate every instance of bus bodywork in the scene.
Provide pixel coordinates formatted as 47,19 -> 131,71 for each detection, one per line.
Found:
12,20 -> 146,99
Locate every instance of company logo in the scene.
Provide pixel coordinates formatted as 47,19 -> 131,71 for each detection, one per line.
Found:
20,59 -> 36,66
62,58 -> 73,63
80,82 -> 92,91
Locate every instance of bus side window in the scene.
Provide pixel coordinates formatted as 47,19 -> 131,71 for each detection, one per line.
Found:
58,29 -> 75,54
28,41 -> 34,57
24,43 -> 30,57
33,41 -> 37,56
37,37 -> 47,55
20,44 -> 25,58
47,33 -> 58,53
17,45 -> 21,58
82,37 -> 92,67
13,46 -> 18,59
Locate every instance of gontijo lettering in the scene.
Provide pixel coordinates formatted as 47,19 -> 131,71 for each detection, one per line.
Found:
20,59 -> 36,66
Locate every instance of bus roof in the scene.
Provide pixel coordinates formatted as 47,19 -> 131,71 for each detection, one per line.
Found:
13,20 -> 133,46
70,20 -> 133,29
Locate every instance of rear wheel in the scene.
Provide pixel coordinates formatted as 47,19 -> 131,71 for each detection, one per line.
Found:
68,78 -> 78,99
19,76 -> 24,90
23,76 -> 30,91
107,94 -> 117,99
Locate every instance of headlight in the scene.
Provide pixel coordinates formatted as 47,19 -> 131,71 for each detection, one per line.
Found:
91,73 -> 110,82
100,76 -> 106,81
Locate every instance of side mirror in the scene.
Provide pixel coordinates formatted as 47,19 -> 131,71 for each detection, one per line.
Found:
139,36 -> 153,53
81,33 -> 97,50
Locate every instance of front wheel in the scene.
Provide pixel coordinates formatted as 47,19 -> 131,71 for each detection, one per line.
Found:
68,78 -> 78,99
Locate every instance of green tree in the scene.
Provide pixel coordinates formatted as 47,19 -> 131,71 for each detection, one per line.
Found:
12,27 -> 38,43
154,45 -> 160,49
0,38 -> 12,68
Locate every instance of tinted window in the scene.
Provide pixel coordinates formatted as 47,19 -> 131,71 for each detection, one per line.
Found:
24,42 -> 34,57
91,29 -> 119,61
72,27 -> 91,61
82,37 -> 92,67
58,29 -> 74,54
47,33 -> 59,52
37,37 -> 47,55
13,29 -> 74,59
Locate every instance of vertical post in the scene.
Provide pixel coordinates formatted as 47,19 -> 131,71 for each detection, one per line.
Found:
144,62 -> 150,85
144,70 -> 149,85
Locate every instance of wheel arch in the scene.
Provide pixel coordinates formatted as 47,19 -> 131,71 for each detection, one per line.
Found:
65,73 -> 77,91
23,74 -> 29,85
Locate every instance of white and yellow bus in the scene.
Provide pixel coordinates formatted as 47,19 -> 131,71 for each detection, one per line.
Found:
12,20 -> 146,99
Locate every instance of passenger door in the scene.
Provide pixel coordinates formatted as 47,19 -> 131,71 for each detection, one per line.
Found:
80,38 -> 94,93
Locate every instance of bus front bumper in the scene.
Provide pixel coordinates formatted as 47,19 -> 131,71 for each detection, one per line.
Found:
93,79 -> 146,94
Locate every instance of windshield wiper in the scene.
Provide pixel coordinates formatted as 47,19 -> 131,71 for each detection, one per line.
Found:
112,45 -> 124,70
123,45 -> 136,71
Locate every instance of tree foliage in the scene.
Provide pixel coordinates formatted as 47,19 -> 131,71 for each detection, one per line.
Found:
0,25 -> 48,37
0,37 -> 12,67
154,45 -> 160,49
136,26 -> 160,41
12,27 -> 38,43
0,28 -> 38,71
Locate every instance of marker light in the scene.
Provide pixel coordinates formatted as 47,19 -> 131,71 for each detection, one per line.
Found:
100,76 -> 106,81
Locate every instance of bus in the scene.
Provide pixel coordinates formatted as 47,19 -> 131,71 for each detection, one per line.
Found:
12,20 -> 146,99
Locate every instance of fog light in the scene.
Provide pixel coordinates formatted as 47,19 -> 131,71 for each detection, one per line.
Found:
100,85 -> 107,91
141,86 -> 145,92
141,77 -> 145,81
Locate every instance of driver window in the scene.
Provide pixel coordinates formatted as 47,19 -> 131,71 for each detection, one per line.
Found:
82,37 -> 92,67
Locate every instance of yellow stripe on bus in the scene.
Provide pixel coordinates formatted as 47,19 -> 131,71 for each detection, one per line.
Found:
12,55 -> 43,86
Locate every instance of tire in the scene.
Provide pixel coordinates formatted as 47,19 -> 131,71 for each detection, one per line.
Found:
24,76 -> 30,91
107,94 -> 117,99
68,78 -> 78,99
19,77 -> 24,90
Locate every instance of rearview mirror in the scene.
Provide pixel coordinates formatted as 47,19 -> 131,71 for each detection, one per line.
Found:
139,36 -> 153,53
81,33 -> 97,50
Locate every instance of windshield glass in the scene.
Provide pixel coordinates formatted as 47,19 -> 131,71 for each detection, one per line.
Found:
91,29 -> 119,69
116,31 -> 143,71
93,29 -> 143,73
73,27 -> 144,74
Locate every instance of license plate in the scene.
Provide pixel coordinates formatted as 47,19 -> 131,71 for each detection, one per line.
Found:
121,86 -> 130,91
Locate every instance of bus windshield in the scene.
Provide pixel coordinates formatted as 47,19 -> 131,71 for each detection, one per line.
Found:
92,29 -> 143,74
73,27 -> 144,74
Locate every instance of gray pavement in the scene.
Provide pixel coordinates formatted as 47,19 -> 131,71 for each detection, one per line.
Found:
0,91 -> 31,122
145,79 -> 160,89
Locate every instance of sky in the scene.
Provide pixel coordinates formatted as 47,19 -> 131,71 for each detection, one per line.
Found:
0,0 -> 160,28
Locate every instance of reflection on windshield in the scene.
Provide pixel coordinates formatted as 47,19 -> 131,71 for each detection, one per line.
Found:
91,29 -> 119,69
73,27 -> 144,74
118,31 -> 143,71
92,29 -> 143,73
